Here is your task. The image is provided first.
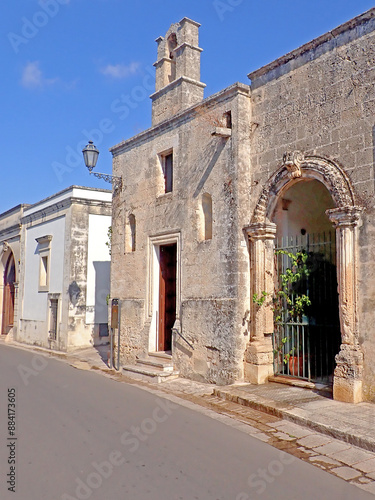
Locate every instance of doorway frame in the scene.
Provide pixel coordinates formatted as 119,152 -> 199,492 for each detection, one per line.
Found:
244,152 -> 364,403
2,252 -> 16,335
147,231 -> 181,353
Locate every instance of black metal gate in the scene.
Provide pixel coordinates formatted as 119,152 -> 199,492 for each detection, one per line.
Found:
272,232 -> 341,385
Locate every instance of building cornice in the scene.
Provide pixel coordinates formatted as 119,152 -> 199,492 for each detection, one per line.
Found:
21,196 -> 111,226
150,75 -> 206,101
110,82 -> 250,156
0,224 -> 22,239
248,8 -> 375,87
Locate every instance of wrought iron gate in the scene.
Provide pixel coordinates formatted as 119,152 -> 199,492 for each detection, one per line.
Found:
272,232 -> 341,384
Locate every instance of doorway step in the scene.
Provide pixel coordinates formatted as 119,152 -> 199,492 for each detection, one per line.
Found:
269,375 -> 333,397
0,331 -> 13,342
122,352 -> 179,383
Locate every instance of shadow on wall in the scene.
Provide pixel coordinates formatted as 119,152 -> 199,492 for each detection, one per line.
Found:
193,138 -> 227,198
68,281 -> 81,306
93,261 -> 110,323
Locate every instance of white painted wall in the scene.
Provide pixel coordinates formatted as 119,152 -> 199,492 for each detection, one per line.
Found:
85,214 -> 111,324
22,216 -> 66,320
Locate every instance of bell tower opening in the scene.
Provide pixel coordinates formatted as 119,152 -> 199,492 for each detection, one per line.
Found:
151,17 -> 206,125
167,32 -> 177,82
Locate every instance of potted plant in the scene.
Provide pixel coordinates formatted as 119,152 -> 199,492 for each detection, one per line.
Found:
253,249 -> 311,377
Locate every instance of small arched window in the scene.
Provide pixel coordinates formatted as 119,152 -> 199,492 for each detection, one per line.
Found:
202,193 -> 212,240
129,214 -> 136,252
167,33 -> 177,82
167,33 -> 177,58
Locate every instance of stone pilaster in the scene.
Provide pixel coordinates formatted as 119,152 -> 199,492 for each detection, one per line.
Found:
10,282 -> 19,340
327,206 -> 364,403
243,222 -> 276,384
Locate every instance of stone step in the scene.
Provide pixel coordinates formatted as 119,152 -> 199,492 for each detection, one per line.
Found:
136,357 -> 174,372
148,351 -> 172,361
122,364 -> 179,383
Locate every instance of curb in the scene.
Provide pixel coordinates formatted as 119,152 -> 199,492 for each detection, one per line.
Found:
3,340 -> 116,375
213,387 -> 375,453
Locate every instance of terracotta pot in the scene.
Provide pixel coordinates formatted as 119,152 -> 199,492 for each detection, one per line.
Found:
288,355 -> 303,376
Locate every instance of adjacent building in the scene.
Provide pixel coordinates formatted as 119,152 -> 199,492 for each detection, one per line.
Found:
0,186 -> 112,351
0,204 -> 28,338
109,9 -> 375,403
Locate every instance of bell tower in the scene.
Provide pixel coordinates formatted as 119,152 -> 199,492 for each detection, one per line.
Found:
151,18 -> 206,125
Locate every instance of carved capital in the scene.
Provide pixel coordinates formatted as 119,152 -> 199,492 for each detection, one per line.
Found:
1,242 -> 9,254
327,206 -> 363,228
282,151 -> 304,179
244,222 -> 276,241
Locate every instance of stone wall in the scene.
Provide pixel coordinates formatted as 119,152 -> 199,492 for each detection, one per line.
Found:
248,11 -> 375,399
110,10 -> 375,397
67,200 -> 112,349
111,84 -> 251,383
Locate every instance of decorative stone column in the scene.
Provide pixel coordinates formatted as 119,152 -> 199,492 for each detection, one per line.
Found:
327,206 -> 364,403
243,222 -> 276,384
9,282 -> 19,341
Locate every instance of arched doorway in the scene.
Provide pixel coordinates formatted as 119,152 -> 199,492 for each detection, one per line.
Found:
244,152 -> 364,402
272,179 -> 341,384
2,253 -> 15,335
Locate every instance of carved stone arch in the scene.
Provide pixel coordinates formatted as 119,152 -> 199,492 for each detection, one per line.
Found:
1,250 -> 16,336
252,152 -> 356,225
244,151 -> 364,403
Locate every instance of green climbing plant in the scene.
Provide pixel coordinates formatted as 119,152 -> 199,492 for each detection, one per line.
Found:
253,249 -> 312,364
106,225 -> 112,256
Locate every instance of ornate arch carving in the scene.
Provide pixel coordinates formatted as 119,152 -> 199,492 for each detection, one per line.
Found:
245,151 -> 365,403
251,152 -> 356,224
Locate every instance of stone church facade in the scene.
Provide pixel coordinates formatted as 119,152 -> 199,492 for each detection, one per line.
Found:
110,10 -> 375,402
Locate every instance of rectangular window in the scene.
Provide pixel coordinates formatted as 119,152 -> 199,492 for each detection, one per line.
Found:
40,256 -> 48,288
36,235 -> 52,292
164,152 -> 173,193
99,323 -> 109,337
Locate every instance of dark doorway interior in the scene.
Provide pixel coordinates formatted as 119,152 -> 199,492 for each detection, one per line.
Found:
158,244 -> 177,352
273,232 -> 341,384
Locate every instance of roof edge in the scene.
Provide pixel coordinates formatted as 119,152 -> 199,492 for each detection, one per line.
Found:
248,8 -> 375,83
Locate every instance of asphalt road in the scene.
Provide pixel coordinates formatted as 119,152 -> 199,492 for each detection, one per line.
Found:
0,345 -> 373,500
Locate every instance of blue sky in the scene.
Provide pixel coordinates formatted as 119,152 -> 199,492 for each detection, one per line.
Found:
1,0 -> 374,213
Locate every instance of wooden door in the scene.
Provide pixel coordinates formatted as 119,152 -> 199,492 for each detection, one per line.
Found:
2,254 -> 15,335
158,244 -> 176,352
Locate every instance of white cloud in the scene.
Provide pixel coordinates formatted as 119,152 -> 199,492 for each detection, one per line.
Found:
100,61 -> 141,79
21,61 -> 58,89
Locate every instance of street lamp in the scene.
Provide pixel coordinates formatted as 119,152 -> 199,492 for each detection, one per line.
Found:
82,141 -> 122,191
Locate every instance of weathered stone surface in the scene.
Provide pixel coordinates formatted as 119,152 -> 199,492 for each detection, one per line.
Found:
331,466 -> 362,480
110,11 -> 375,394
